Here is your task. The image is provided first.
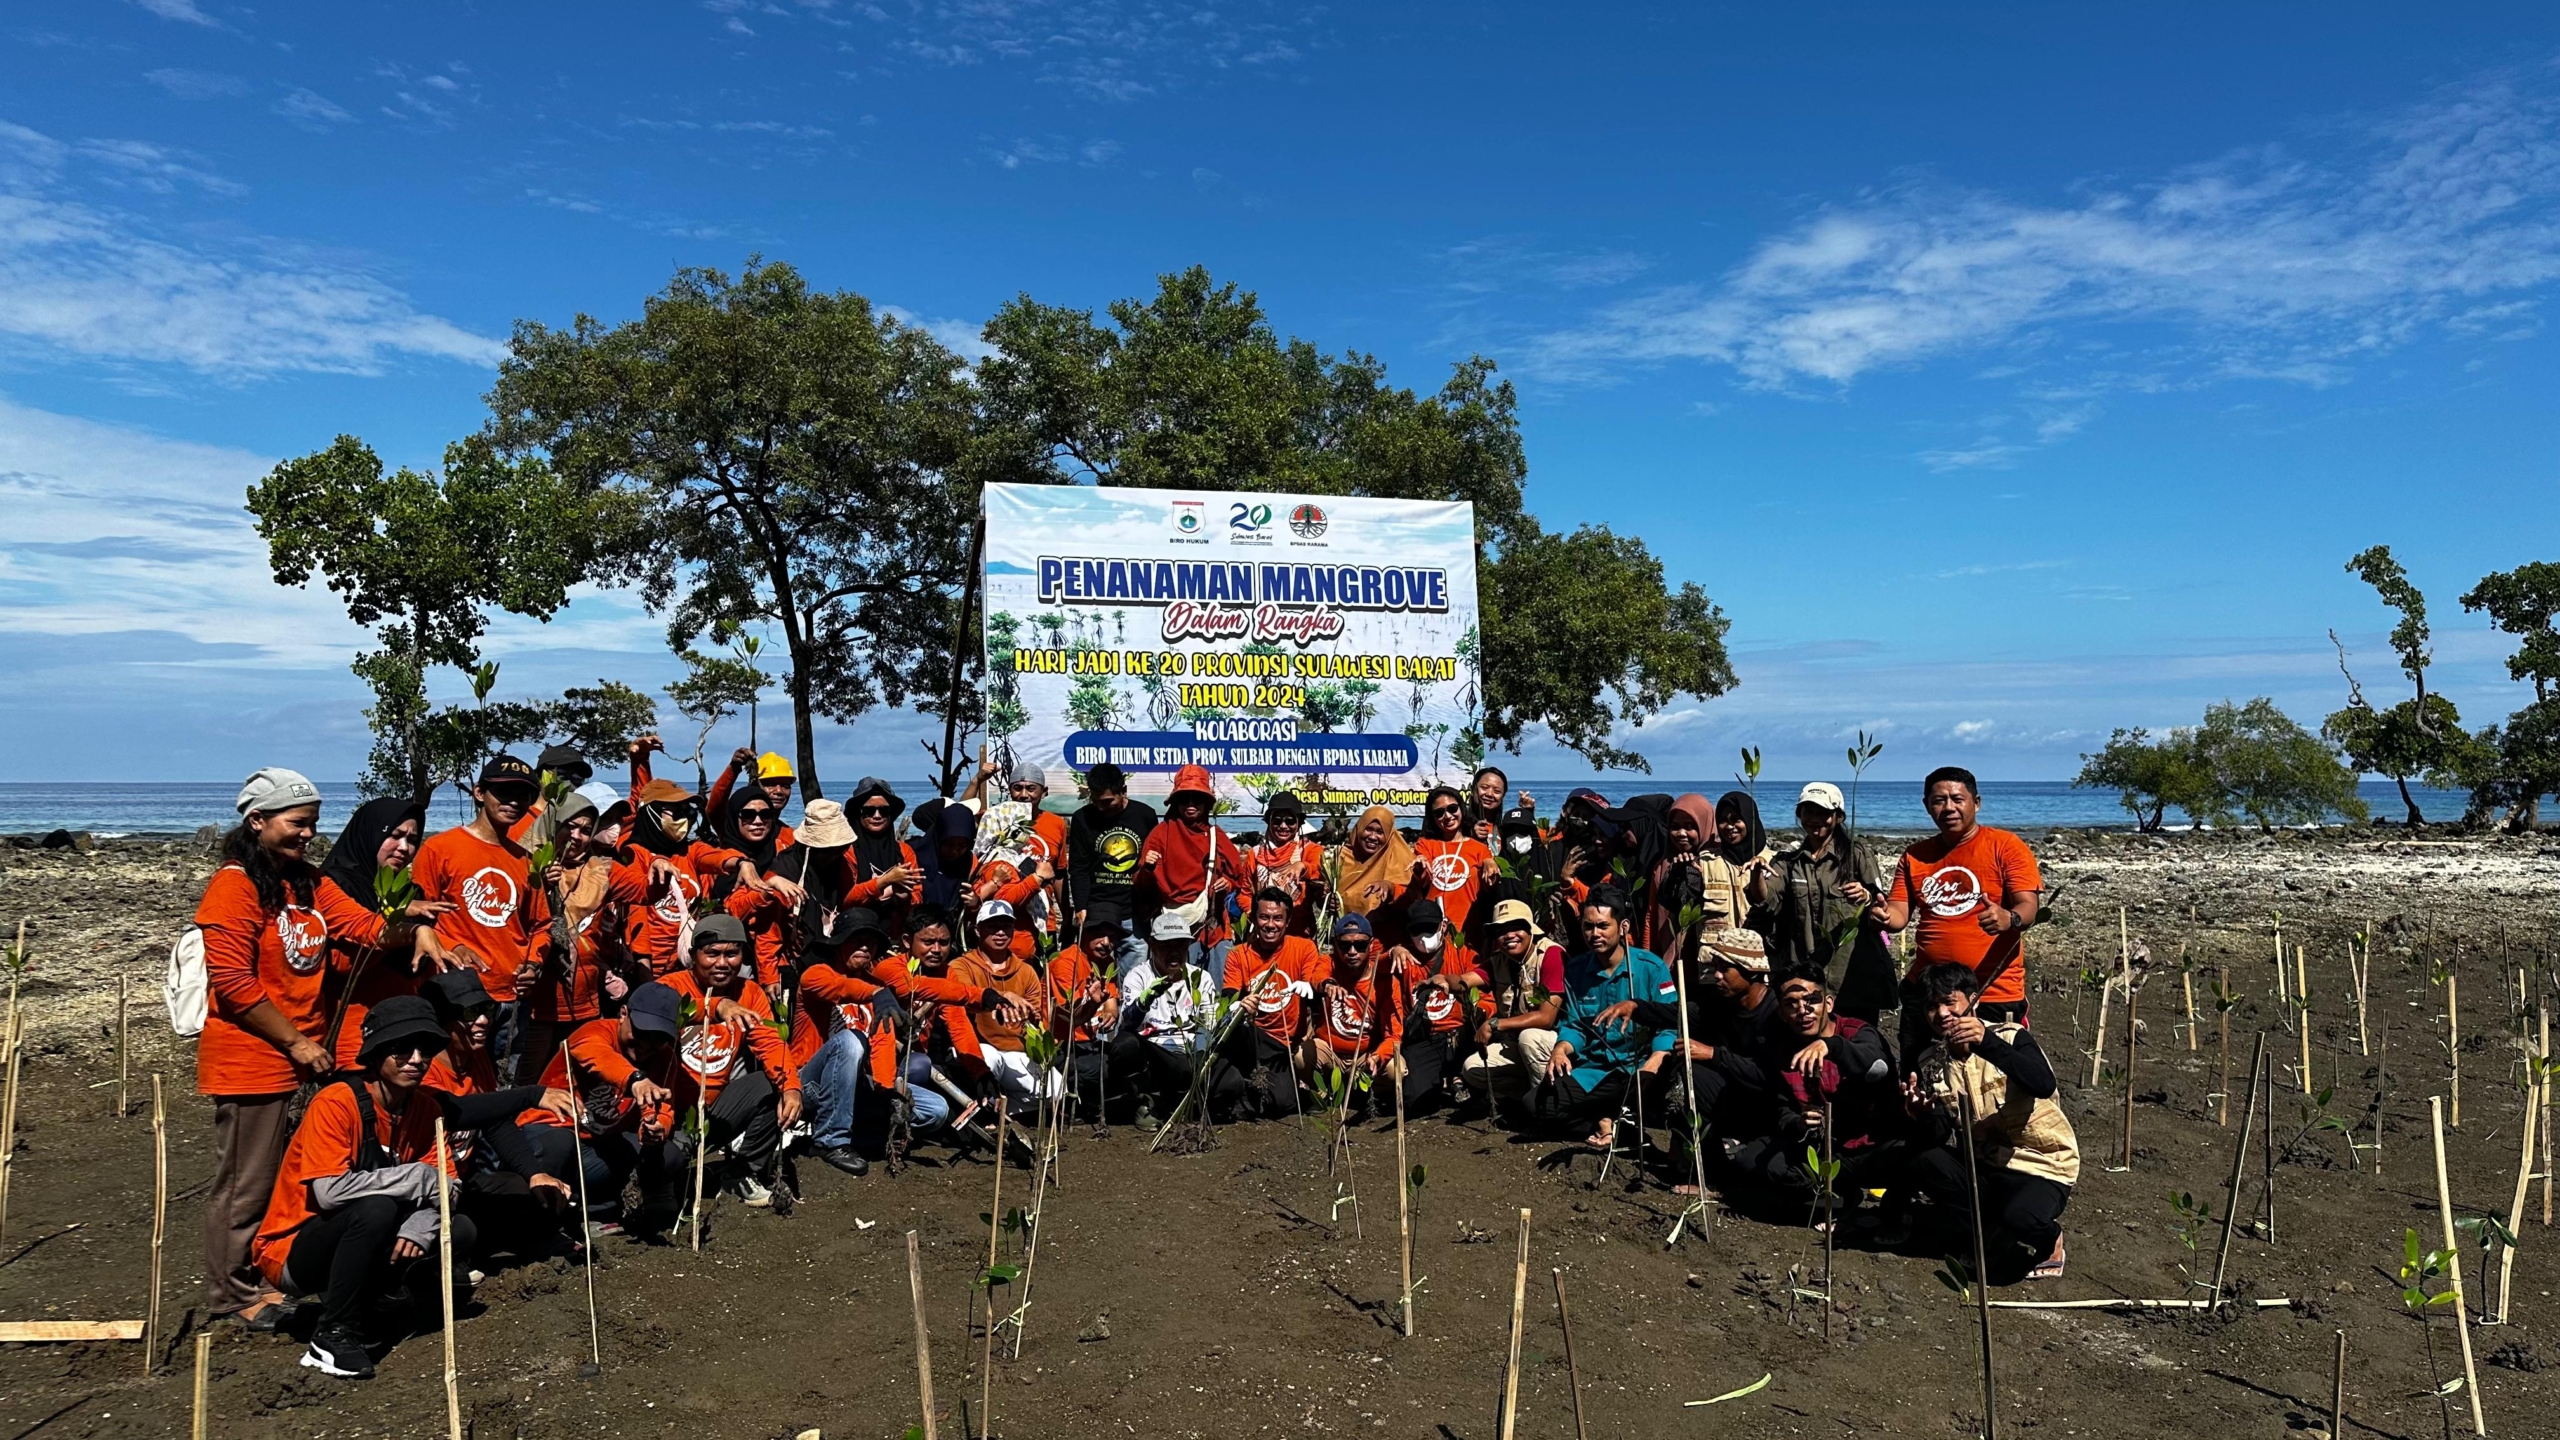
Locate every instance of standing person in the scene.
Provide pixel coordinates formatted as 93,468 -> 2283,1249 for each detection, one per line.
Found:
969,801 -> 1057,957
844,778 -> 922,939
1650,793 -> 1771,964
951,900 -> 1055,1108
504,744 -> 593,848
1464,766 -> 1511,844
1247,793 -> 1326,938
1538,889 -> 1677,1148
1390,898 -> 1489,1117
1868,767 -> 2044,1060
252,997 -> 465,1379
1766,783 -> 1892,1018
1883,965 -> 2077,1282
1107,915 -> 1220,1120
611,774 -> 791,975
1457,900 -> 1567,1114
1415,785 -> 1496,952
313,796 -> 454,1072
195,769 -> 443,1332
1543,789 -> 1617,928
656,914 -> 804,1204
1217,890 -> 1321,1119
410,756 -> 550,1049
523,790 -> 649,1077
1301,914 -> 1402,1119
967,753 -> 1071,872
707,748 -> 798,844
1139,764 -> 1251,966
1065,764 -> 1157,968
1325,805 -> 1426,937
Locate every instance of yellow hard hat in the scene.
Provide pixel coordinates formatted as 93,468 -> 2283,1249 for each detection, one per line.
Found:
755,751 -> 796,781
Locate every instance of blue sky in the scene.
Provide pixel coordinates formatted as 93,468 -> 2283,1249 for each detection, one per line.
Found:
3,1 -> 2557,786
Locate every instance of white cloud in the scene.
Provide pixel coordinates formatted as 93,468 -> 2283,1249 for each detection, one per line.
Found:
75,139 -> 245,196
274,87 -> 355,129
883,305 -> 994,364
1534,76 -> 2560,389
131,0 -> 216,25
143,68 -> 247,99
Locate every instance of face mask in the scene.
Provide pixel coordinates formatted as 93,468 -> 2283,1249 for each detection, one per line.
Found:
1416,932 -> 1444,955
650,806 -> 694,844
1505,834 -> 1533,855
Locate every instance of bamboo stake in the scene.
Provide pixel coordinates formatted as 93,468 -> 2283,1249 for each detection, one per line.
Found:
2295,945 -> 2314,1095
1673,955 -> 1711,1219
560,1049 -> 601,1371
434,1120 -> 463,1440
1987,1297 -> 2294,1310
2182,946 -> 2197,1053
190,1331 -> 210,1440
2088,953 -> 2113,1089
907,1230 -> 940,1440
2209,1036 -> 2267,1305
1393,1063 -> 1413,1338
0,1008 -> 20,1255
2353,936 -> 2370,1058
1498,1207 -> 1530,1440
2274,914 -> 2289,1020
2261,1040 -> 2278,1242
2330,1329 -> 2346,1440
2496,1035 -> 2539,1322
2120,968 -> 2138,1169
690,1089 -> 707,1252
2448,967 -> 2462,1130
2219,976 -> 2234,1128
1958,1090 -> 1999,1440
980,1100 -> 1006,1440
2427,1096 -> 2487,1435
2541,1007 -> 2552,1227
1010,1084 -> 1057,1360
145,1073 -> 166,1377
116,973 -> 130,1118
1553,1269 -> 1588,1440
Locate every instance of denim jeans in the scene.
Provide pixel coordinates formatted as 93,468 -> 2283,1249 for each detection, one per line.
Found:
798,1028 -> 866,1149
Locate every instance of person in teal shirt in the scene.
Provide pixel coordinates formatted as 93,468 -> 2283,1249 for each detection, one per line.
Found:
1540,888 -> 1679,1148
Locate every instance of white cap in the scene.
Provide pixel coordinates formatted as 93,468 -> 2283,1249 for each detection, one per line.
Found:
235,767 -> 320,816
1797,781 -> 1846,814
1149,912 -> 1196,944
574,781 -> 623,815
974,898 -> 1017,925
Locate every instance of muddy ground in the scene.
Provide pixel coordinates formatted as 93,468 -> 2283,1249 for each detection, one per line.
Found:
2,827 -> 2557,1440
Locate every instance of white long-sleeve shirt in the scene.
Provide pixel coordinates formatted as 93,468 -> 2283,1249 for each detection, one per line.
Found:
1116,962 -> 1217,1054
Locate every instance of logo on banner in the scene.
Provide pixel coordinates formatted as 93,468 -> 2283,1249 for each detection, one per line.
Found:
1173,500 -> 1203,534
1288,503 -> 1329,539
1230,502 -> 1272,533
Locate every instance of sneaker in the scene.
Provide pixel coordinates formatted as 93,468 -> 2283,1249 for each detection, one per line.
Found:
814,1144 -> 869,1177
731,1174 -> 773,1209
299,1324 -> 376,1380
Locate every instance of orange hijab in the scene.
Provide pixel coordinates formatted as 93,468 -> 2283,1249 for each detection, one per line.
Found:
1331,805 -> 1418,918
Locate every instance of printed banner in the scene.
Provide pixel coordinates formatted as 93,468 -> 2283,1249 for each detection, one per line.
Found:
980,483 -> 1483,814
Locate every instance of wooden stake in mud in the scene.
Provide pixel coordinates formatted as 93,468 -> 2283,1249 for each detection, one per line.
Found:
980,1099 -> 1007,1440
2352,936 -> 2371,1058
907,1230 -> 940,1440
434,1120 -> 463,1440
1393,1064 -> 1413,1339
2447,965 -> 2463,1130
1673,954 -> 1712,1216
116,973 -> 130,1118
2209,1036 -> 2267,1306
2181,944 -> 2197,1053
1552,1268 -> 1588,1440
560,1049 -> 602,1372
2261,1040 -> 2279,1242
690,1089 -> 707,1253
2121,964 -> 2139,1170
2427,1096 -> 2487,1435
2219,970 -> 2235,1128
1957,1090 -> 1999,1440
2273,913 -> 2289,1018
1498,1207 -> 1531,1440
191,1330 -> 210,1440
146,1072 -> 166,1377
2296,945 -> 2314,1096
0,1006 -> 21,1255
2088,929 -> 2114,1089
2329,1329 -> 2346,1440
2541,1007 -> 2552,1227
2497,1028 -> 2541,1322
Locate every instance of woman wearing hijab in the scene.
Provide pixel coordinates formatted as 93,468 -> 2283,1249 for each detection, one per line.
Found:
314,798 -> 457,1073
1648,792 -> 1773,962
844,777 -> 922,939
1325,805 -> 1427,944
522,789 -> 650,1077
730,798 -> 861,1000
609,777 -> 789,975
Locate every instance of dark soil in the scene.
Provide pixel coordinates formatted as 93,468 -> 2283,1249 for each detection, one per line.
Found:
2,829 -> 2556,1439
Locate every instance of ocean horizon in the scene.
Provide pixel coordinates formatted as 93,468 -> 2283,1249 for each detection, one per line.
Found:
0,778 -> 2481,840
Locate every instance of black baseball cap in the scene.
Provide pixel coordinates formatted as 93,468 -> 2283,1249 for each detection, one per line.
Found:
358,995 -> 447,1065
626,981 -> 683,1039
536,744 -> 591,783
478,754 -> 537,790
1406,898 -> 1446,932
423,968 -> 494,1023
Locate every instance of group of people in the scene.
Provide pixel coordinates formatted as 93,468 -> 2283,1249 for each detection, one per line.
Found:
190,739 -> 2075,1382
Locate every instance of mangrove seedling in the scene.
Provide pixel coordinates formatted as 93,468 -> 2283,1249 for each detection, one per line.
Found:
2397,1229 -> 2462,1440
2167,1191 -> 2211,1292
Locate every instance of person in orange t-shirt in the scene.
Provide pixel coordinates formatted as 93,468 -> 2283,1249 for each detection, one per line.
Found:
522,790 -> 652,1077
1247,794 -> 1327,938
868,906 -> 1002,1139
1415,785 -> 1497,951
410,754 -> 552,1014
706,746 -> 799,848
193,767 -> 447,1331
1301,912 -> 1403,1118
1871,767 -> 2045,1058
656,914 -> 804,1190
515,982 -> 700,1238
418,970 -> 579,1259
950,900 -> 1055,1108
1389,898 -> 1491,1117
1216,889 -> 1320,1118
789,905 -> 908,1175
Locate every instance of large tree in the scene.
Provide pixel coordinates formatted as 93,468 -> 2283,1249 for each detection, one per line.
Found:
2192,697 -> 2367,832
2072,726 -> 2218,832
976,266 -> 1733,770
485,260 -> 1026,797
247,434 -> 620,802
2460,560 -> 2560,830
2322,546 -> 2479,826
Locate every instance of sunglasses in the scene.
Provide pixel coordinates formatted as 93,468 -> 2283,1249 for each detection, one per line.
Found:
739,808 -> 775,822
1336,937 -> 1373,951
860,804 -> 895,817
1428,805 -> 1462,816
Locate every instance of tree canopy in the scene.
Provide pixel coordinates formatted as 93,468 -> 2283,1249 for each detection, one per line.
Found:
2193,697 -> 2367,832
2071,726 -> 2216,832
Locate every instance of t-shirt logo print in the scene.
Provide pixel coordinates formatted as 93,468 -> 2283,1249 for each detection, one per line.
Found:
682,1021 -> 740,1082
1427,852 -> 1473,892
1098,829 -> 1141,879
275,906 -> 329,974
1919,865 -> 1985,919
1327,988 -> 1372,1042
461,867 -> 519,928
652,871 -> 701,925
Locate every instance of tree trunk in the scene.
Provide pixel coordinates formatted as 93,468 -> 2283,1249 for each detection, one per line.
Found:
2395,774 -> 2422,828
408,608 -> 431,808
2507,795 -> 2542,835
788,634 -> 822,802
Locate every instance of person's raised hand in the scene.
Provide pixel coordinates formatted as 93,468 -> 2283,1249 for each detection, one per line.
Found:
731,746 -> 756,771
1788,1039 -> 1826,1076
764,874 -> 807,908
1976,899 -> 2014,936
1941,1011 -> 1986,1048
1839,881 -> 1871,907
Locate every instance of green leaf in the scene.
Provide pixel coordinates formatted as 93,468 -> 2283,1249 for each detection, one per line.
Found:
1683,1373 -> 1774,1407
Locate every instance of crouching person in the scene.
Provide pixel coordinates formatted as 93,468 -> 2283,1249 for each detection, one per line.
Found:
419,970 -> 580,1261
253,997 -> 472,1380
520,981 -> 699,1240
791,906 -> 906,1178
1883,965 -> 2077,1282
1458,901 -> 1564,1117
658,914 -> 804,1207
1717,971 -> 1902,1212
1107,913 -> 1220,1119
954,899 -> 1055,1109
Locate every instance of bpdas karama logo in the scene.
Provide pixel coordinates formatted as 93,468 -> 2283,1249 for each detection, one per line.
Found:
1288,503 -> 1328,539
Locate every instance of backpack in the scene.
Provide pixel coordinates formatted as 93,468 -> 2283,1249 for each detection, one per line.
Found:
166,924 -> 208,1037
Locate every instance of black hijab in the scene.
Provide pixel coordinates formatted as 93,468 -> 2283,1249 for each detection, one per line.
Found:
319,797 -> 424,908
846,776 -> 907,878
724,785 -> 782,870
914,802 -> 978,911
1713,791 -> 1766,865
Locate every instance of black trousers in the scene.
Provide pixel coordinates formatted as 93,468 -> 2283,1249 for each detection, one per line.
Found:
459,1166 -> 558,1258
1106,1033 -> 1205,1115
1211,1026 -> 1301,1119
1399,1029 -> 1462,1116
700,1070 -> 784,1170
1887,1142 -> 2069,1284
1725,1134 -> 1912,1206
283,1194 -> 477,1333
1534,1070 -> 1631,1132
522,1123 -> 689,1234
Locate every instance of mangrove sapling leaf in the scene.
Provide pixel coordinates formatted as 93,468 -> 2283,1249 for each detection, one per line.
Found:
2168,1191 -> 2211,1291
1844,730 -> 1883,839
1737,745 -> 1762,803
1683,1372 -> 1774,1407
1934,1257 -> 1977,1302
373,865 -> 422,919
2397,1229 -> 2461,1440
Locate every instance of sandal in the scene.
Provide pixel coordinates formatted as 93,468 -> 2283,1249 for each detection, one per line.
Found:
228,1292 -> 291,1334
2027,1235 -> 2067,1281
1583,1118 -> 1615,1151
